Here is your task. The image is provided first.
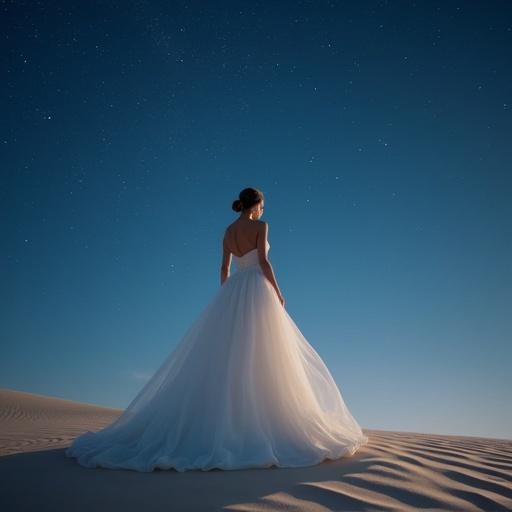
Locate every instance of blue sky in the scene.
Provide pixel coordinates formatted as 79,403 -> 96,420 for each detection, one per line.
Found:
2,1 -> 511,439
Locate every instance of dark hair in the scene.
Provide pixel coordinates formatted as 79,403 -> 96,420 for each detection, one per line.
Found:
232,187 -> 264,212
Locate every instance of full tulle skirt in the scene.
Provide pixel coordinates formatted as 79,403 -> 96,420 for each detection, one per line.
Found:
66,263 -> 367,472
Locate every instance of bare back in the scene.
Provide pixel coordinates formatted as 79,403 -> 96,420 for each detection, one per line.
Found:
224,218 -> 263,257
221,218 -> 280,304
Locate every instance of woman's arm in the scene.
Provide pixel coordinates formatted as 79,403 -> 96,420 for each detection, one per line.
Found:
257,222 -> 284,306
220,232 -> 231,285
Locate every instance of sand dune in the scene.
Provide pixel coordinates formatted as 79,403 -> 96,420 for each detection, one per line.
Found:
0,388 -> 122,457
0,387 -> 511,511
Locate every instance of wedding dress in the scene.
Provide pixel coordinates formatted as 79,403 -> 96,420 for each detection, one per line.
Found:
66,240 -> 367,472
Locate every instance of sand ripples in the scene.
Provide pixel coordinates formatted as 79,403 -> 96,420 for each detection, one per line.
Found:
1,388 -> 511,511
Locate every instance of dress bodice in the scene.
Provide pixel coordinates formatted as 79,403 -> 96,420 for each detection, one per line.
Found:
233,240 -> 270,272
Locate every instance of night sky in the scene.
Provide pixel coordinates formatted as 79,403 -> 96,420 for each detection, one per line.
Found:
2,1 -> 511,439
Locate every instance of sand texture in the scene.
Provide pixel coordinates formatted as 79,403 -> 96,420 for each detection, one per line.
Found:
0,387 -> 511,511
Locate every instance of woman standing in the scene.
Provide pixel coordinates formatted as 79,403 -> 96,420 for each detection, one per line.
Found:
66,186 -> 367,472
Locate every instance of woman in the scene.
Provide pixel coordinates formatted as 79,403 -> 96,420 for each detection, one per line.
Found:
66,187 -> 368,472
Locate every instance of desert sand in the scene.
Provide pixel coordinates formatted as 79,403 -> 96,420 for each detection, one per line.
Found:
0,387 -> 510,511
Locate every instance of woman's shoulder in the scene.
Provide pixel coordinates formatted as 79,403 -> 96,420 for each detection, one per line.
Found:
225,219 -> 267,230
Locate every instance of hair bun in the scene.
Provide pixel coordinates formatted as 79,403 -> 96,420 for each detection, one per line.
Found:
232,199 -> 243,212
232,187 -> 264,213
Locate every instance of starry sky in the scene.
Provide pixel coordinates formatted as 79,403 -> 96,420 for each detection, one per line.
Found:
2,1 -> 511,439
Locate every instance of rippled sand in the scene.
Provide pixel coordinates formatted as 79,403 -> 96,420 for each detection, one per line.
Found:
1,387 -> 511,511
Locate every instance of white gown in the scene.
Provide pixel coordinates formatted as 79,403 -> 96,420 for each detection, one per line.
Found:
66,240 -> 368,472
